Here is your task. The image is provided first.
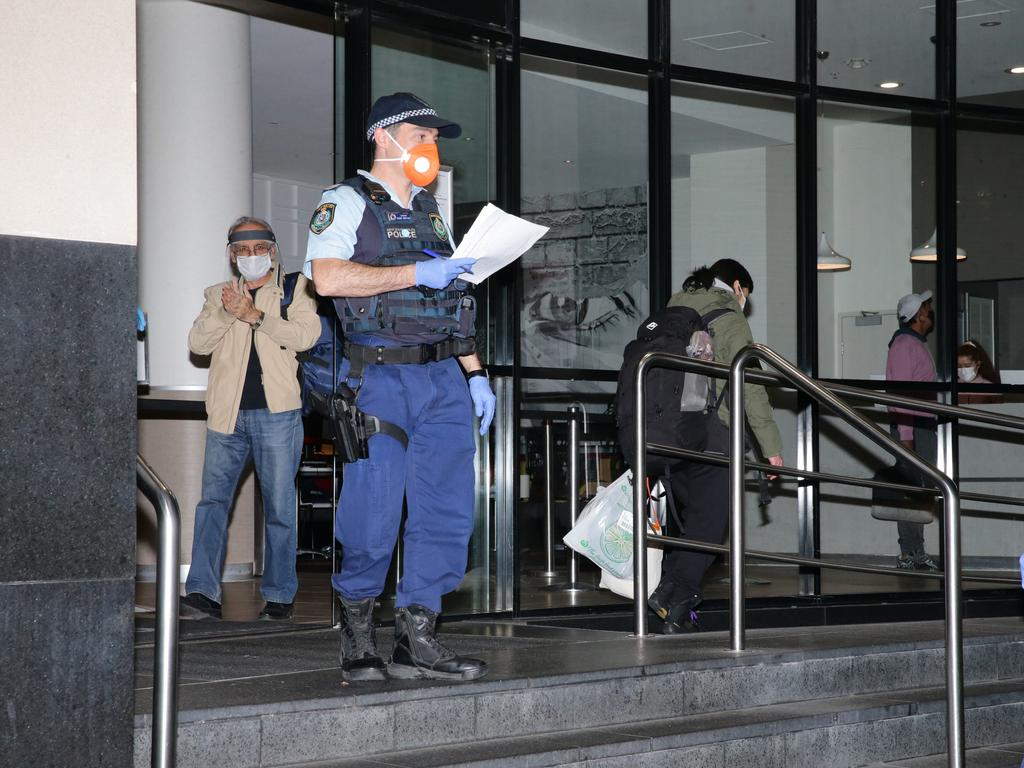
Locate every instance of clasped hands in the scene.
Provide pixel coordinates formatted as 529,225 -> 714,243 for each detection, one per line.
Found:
222,278 -> 262,325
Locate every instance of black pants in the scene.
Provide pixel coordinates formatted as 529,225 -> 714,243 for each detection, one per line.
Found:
655,414 -> 731,597
889,419 -> 937,557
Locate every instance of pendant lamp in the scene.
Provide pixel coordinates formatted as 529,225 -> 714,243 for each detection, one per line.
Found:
909,229 -> 967,262
816,232 -> 851,271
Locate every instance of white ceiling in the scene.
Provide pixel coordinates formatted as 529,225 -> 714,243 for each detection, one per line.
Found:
250,6 -> 1024,193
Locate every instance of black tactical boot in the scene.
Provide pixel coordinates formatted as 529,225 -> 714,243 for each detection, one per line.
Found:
663,593 -> 702,635
337,596 -> 387,682
388,604 -> 489,681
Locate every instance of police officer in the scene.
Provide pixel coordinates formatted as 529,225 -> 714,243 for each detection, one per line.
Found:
304,93 -> 495,682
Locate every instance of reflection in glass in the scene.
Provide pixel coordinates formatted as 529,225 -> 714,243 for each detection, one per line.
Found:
520,58 -> 649,372
957,120 -> 1024,379
669,83 -> 797,361
817,1 -> 934,99
521,0 -> 647,58
817,103 -> 936,380
372,28 -> 495,216
958,8 -> 1024,108
672,1 -> 793,81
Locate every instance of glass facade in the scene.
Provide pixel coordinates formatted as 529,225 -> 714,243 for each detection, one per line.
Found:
314,1 -> 1024,617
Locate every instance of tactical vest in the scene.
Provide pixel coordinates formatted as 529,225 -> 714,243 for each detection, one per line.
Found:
332,177 -> 476,346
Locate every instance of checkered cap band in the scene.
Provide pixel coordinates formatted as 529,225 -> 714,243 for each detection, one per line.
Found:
366,108 -> 438,140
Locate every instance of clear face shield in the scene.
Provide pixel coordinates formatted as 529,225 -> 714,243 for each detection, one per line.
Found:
226,228 -> 277,281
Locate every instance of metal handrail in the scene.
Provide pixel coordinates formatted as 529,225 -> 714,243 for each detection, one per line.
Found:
136,454 -> 181,768
630,346 -> 1024,768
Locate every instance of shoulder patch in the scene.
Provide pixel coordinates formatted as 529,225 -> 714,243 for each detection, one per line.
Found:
310,203 -> 336,235
428,212 -> 448,242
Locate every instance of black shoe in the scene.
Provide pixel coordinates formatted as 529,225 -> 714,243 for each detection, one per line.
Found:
179,592 -> 222,620
648,577 -> 678,621
913,554 -> 941,572
258,601 -> 294,621
388,604 -> 488,681
663,593 -> 702,635
337,596 -> 387,682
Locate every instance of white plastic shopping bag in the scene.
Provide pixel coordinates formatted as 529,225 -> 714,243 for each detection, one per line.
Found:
563,471 -> 666,589
563,470 -> 637,579
599,546 -> 663,599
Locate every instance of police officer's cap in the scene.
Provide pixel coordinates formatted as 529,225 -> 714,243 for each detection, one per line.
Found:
366,92 -> 461,141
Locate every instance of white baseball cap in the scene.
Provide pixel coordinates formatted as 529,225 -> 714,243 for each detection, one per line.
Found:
897,289 -> 933,322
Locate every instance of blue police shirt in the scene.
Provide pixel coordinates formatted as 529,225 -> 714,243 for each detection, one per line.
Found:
303,170 -> 449,278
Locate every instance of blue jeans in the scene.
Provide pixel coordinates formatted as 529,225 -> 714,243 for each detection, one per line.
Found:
186,408 -> 303,604
333,357 -> 476,612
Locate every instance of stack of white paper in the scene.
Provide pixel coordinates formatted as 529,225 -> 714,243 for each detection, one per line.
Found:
453,203 -> 549,285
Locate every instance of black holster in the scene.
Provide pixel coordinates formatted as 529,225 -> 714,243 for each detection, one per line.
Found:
308,385 -> 408,463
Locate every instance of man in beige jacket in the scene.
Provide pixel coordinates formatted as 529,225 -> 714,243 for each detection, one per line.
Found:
181,217 -> 321,620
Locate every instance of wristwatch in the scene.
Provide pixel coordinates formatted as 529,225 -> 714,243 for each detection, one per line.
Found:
465,368 -> 487,380
252,311 -> 266,330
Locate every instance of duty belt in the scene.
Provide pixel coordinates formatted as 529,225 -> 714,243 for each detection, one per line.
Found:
344,337 -> 476,379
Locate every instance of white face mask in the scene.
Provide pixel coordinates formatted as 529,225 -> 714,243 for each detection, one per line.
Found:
237,254 -> 272,281
958,366 -> 978,383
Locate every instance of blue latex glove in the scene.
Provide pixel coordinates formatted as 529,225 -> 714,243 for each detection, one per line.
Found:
468,376 -> 496,436
136,308 -> 147,332
415,257 -> 475,289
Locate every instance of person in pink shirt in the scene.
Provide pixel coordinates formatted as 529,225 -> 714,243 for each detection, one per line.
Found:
884,290 -> 940,571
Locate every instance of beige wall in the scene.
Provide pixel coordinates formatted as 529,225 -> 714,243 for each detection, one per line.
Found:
0,0 -> 137,246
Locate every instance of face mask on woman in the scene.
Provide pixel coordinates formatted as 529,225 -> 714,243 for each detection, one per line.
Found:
958,366 -> 978,383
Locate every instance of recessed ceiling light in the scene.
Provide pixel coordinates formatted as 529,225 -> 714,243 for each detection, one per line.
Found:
463,136 -> 474,141
980,20 -> 1002,26
1007,66 -> 1024,75
563,159 -> 573,164
879,81 -> 902,89
845,58 -> 871,70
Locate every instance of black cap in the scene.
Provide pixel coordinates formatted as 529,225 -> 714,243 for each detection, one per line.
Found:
365,92 -> 461,140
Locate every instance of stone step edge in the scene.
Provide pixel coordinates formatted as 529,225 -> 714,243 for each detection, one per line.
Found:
268,680 -> 1024,768
134,632 -> 1024,728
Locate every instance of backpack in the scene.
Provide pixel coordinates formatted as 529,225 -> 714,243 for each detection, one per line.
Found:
614,305 -> 731,472
281,272 -> 345,415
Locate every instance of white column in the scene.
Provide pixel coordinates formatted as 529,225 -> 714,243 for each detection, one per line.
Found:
138,0 -> 253,389
136,0 -> 257,582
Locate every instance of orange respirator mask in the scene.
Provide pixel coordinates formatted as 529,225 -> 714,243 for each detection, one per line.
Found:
380,130 -> 440,186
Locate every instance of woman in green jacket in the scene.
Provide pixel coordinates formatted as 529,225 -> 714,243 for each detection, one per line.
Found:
649,258 -> 784,633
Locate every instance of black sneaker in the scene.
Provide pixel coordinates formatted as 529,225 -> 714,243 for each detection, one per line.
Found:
663,594 -> 702,635
647,577 -> 678,621
259,601 -> 294,621
179,592 -> 222,620
913,554 -> 940,572
896,556 -> 916,570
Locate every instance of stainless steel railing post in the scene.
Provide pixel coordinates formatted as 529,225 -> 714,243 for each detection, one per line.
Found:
539,419 -> 558,577
941,478 -> 965,768
528,419 -> 559,578
733,344 -> 965,768
136,454 -> 180,768
568,406 -> 581,586
544,407 -> 595,592
633,355 -> 651,637
728,355 -> 747,651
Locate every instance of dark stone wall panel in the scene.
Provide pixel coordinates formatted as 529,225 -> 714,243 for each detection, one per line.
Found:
0,234 -> 137,582
0,578 -> 134,768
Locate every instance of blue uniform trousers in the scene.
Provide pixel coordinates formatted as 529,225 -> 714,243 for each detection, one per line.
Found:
333,356 -> 476,612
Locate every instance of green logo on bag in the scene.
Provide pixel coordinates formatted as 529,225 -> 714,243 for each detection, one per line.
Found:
599,525 -> 632,563
579,539 -> 588,548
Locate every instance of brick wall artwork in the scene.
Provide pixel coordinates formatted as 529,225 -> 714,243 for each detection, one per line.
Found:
520,185 -> 649,371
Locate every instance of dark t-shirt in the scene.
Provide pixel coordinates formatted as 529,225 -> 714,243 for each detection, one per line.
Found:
239,289 -> 267,410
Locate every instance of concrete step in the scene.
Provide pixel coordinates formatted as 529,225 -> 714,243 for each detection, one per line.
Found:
276,679 -> 1024,768
133,621 -> 1024,768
